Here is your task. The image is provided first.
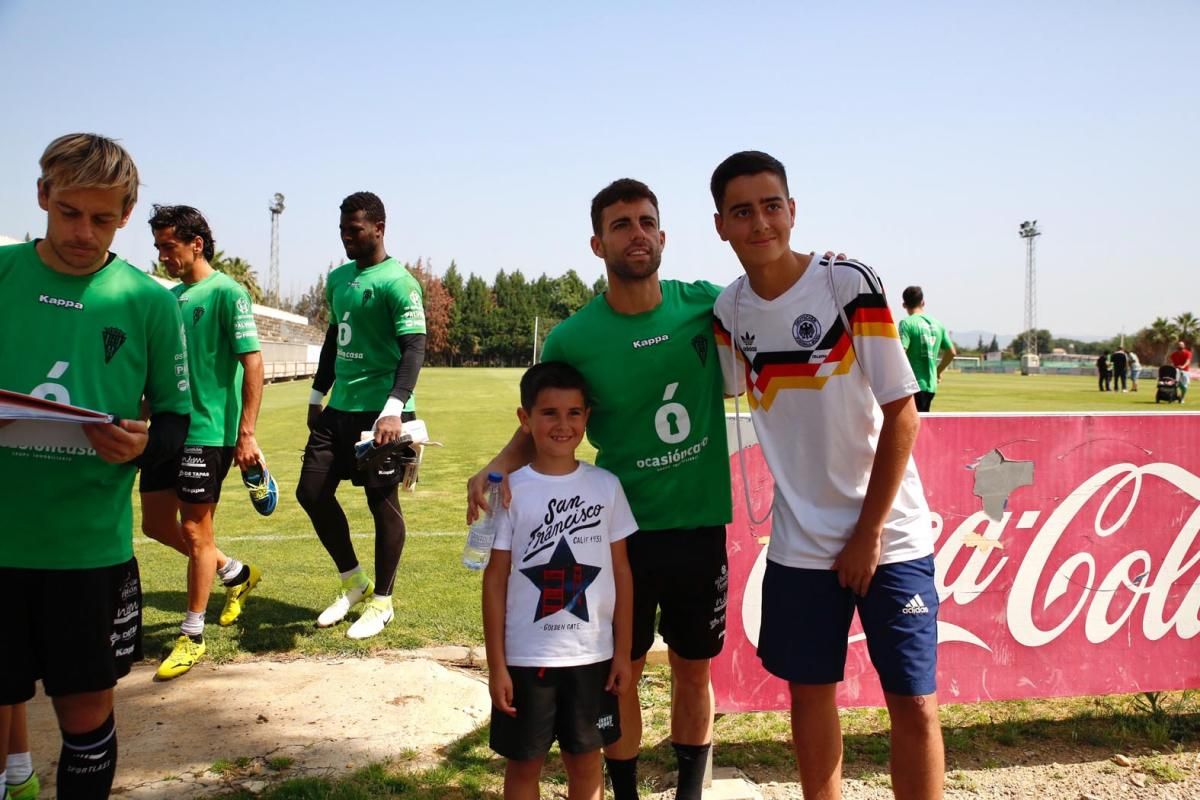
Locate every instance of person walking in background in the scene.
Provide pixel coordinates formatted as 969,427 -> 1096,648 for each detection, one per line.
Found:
1128,350 -> 1141,392
1110,347 -> 1128,393
1097,351 -> 1111,391
897,286 -> 956,411
1169,341 -> 1192,402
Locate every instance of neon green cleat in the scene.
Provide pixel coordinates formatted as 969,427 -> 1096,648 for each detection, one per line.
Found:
155,634 -> 205,680
219,563 -> 262,626
7,772 -> 40,800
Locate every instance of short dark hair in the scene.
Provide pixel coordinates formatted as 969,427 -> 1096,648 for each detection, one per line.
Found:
710,150 -> 789,211
521,361 -> 590,411
590,178 -> 659,236
902,286 -> 924,309
340,191 -> 386,224
148,204 -> 215,261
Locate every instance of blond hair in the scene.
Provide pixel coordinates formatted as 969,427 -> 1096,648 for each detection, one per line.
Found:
39,133 -> 140,211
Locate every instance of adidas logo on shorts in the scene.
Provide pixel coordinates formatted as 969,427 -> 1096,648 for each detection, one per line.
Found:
902,594 -> 930,615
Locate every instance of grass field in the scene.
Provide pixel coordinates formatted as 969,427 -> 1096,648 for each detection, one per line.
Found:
123,369 -> 1198,798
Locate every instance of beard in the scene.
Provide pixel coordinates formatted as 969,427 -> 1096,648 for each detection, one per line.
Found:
606,250 -> 662,282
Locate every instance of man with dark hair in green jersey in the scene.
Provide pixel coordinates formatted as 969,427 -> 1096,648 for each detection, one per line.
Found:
468,179 -> 731,800
898,286 -> 956,412
0,133 -> 191,799
298,191 -> 427,640
140,204 -> 265,680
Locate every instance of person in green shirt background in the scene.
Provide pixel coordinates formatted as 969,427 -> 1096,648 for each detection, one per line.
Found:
898,286 -> 956,411
139,205 -> 266,681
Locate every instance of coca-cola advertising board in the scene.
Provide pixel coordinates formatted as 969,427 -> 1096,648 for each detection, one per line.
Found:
715,413 -> 1200,712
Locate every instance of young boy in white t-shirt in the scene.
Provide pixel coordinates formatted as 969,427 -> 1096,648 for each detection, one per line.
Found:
709,150 -> 944,800
483,361 -> 636,799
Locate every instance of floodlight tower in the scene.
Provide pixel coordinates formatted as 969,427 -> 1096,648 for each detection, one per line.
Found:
269,193 -> 286,302
1018,220 -> 1041,357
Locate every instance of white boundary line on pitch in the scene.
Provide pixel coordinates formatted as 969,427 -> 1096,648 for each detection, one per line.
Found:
133,531 -> 459,545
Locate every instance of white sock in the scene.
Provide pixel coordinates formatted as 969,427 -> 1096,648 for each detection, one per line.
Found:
217,558 -> 244,582
339,567 -> 366,584
181,610 -> 205,638
6,752 -> 32,783
372,593 -> 391,601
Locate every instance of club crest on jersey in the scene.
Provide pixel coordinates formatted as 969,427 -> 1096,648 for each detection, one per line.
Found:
103,327 -> 127,364
236,297 -> 250,314
362,289 -> 373,306
739,331 -> 757,353
192,306 -> 206,326
792,314 -> 821,348
691,334 -> 708,365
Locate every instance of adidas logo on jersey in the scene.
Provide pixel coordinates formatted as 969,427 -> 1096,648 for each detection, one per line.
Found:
739,330 -> 757,353
902,594 -> 930,615
39,294 -> 83,310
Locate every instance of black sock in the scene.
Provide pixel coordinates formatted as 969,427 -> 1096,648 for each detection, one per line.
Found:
605,754 -> 639,800
59,712 -> 118,799
222,564 -> 251,587
672,741 -> 711,800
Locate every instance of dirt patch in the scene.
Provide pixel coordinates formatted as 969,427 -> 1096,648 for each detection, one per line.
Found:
23,653 -> 490,798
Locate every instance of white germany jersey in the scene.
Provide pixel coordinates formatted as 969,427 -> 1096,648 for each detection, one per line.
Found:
714,256 -> 933,570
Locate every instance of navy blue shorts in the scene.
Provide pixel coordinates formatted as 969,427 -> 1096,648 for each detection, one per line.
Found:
758,555 -> 938,696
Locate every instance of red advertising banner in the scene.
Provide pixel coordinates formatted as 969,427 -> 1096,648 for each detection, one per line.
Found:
714,413 -> 1200,712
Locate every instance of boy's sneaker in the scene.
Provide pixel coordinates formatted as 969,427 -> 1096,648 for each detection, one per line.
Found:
156,634 -> 205,680
219,563 -> 263,626
242,464 -> 278,516
7,772 -> 40,800
316,575 -> 374,628
346,596 -> 394,640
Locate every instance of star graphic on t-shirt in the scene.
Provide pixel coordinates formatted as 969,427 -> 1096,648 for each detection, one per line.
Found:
519,536 -> 602,623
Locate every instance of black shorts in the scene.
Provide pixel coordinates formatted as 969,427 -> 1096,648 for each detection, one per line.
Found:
301,407 -> 403,488
913,391 -> 935,412
0,558 -> 143,703
489,660 -> 620,760
627,526 -> 728,661
139,445 -> 236,504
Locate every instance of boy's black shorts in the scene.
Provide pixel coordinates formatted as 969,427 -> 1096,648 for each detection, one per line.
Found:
301,407 -> 403,488
139,445 -> 236,503
627,526 -> 728,661
489,660 -> 620,761
0,558 -> 143,703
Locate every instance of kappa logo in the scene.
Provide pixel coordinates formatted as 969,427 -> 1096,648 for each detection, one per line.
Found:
902,594 -> 931,615
39,293 -> 83,310
192,306 -> 206,326
362,288 -> 374,305
792,313 -> 822,348
691,334 -> 708,366
632,334 -> 670,349
739,330 -> 757,353
102,327 -> 127,364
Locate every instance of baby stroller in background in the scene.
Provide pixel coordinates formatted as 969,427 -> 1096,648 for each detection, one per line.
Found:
1156,365 -> 1182,403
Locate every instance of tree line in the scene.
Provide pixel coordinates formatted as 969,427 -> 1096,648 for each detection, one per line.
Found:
992,312 -> 1199,365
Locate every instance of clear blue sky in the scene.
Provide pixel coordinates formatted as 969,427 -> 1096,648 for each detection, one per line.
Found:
2,1 -> 1196,340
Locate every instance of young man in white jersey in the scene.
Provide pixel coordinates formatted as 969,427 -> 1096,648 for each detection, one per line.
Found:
710,151 -> 944,800
139,205 -> 265,680
0,134 -> 191,799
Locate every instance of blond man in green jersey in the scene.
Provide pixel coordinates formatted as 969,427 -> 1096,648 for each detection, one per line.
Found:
0,134 -> 190,799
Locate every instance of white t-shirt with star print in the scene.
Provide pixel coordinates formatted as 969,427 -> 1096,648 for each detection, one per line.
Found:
492,462 -> 638,667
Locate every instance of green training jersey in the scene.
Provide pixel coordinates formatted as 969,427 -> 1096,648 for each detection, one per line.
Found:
898,312 -> 952,393
540,279 -> 731,531
172,271 -> 260,446
0,242 -> 190,569
326,258 -> 426,412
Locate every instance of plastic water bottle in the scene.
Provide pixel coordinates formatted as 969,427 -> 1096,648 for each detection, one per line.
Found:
463,472 -> 504,569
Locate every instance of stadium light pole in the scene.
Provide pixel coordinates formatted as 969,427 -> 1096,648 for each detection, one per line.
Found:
1018,220 -> 1041,357
269,193 -> 286,304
